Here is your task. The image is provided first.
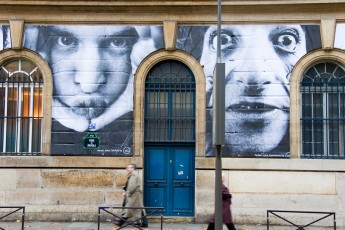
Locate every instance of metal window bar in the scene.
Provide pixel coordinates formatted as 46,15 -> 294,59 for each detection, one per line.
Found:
0,206 -> 25,230
144,60 -> 195,143
97,206 -> 163,230
267,210 -> 336,230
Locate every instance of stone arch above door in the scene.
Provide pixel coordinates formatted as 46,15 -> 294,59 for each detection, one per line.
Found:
133,50 -> 206,157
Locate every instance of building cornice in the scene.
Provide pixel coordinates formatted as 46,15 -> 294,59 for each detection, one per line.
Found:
0,1 -> 345,24
1,0 -> 345,6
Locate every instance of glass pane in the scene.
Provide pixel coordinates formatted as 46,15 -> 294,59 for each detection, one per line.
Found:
301,93 -> 312,118
329,93 -> 338,118
313,93 -> 323,119
20,118 -> 30,152
315,63 -> 326,75
0,88 -> 4,151
32,119 -> 42,152
34,88 -> 43,118
20,88 -> 29,152
328,119 -> 339,157
313,119 -> 324,156
326,62 -> 337,74
6,88 -> 17,152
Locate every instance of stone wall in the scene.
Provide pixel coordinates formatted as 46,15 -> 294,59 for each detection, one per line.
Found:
195,158 -> 345,227
1,156 -> 344,227
0,168 -> 126,221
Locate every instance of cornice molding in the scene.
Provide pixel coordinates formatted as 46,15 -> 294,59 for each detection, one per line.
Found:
1,1 -> 345,6
1,10 -> 345,24
1,2 -> 345,24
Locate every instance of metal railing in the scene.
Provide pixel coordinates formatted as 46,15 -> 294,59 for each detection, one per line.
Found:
0,206 -> 25,230
267,210 -> 336,230
98,206 -> 163,230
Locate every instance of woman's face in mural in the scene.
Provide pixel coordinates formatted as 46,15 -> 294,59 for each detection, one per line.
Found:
38,26 -> 138,120
201,25 -> 307,154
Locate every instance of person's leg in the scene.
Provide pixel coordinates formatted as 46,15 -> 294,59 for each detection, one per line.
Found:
141,210 -> 148,227
226,223 -> 237,230
207,222 -> 215,230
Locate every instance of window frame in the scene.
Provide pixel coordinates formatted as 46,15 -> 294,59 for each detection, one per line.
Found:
290,49 -> 345,158
144,60 -> 196,143
0,49 -> 53,155
300,61 -> 345,158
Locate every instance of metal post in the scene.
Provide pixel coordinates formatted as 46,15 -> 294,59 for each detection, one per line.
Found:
267,211 -> 269,230
97,207 -> 100,230
217,0 -> 222,63
161,213 -> 163,230
215,145 -> 223,230
21,207 -> 25,230
213,0 -> 224,229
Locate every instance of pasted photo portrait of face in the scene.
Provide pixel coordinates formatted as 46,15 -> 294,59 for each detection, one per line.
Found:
23,25 -> 162,155
1,25 -> 10,50
334,23 -> 345,50
26,25 -> 141,132
201,24 -> 321,157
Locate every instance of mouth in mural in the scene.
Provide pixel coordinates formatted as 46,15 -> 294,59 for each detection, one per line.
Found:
226,101 -> 287,119
228,102 -> 275,112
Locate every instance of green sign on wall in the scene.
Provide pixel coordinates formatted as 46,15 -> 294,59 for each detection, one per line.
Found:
83,132 -> 101,149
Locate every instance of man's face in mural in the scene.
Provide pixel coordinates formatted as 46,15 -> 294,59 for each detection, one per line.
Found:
37,26 -> 138,126
201,25 -> 307,154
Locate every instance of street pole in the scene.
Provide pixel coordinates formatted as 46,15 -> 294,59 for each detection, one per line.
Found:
213,0 -> 225,229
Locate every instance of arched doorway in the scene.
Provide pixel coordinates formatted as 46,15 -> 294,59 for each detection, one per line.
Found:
143,60 -> 195,216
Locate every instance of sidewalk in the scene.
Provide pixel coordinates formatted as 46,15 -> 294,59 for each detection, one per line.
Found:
0,221 -> 342,230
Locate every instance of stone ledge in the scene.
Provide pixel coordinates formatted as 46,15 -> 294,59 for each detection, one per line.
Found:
0,156 -> 142,169
196,157 -> 345,172
1,155 -> 344,172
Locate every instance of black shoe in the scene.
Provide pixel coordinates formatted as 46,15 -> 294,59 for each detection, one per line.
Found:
134,222 -> 148,228
112,220 -> 124,226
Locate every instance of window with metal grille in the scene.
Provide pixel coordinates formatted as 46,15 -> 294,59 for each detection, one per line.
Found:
0,59 -> 43,155
301,61 -> 345,159
144,60 -> 195,142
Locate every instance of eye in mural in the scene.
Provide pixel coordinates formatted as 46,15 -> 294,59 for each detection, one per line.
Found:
22,25 -> 164,156
177,25 -> 321,158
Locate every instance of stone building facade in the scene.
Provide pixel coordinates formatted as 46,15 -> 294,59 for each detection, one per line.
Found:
0,0 -> 345,227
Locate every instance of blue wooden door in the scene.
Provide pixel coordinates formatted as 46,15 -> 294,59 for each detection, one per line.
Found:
144,146 -> 195,216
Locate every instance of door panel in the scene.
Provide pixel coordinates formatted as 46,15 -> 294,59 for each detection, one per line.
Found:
144,146 -> 194,216
171,147 -> 194,215
147,187 -> 166,209
147,149 -> 166,180
172,187 -> 193,213
145,148 -> 168,214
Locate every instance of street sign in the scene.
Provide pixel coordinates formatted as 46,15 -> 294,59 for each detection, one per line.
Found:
83,132 -> 101,149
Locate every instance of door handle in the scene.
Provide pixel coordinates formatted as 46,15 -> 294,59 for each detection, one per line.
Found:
155,182 -> 158,186
180,183 -> 184,186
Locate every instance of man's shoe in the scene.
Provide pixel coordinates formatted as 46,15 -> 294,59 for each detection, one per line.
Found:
134,222 -> 148,228
112,220 -> 124,226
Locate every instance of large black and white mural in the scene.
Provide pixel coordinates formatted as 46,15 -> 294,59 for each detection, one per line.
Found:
22,25 -> 164,156
177,25 -> 321,157
0,24 -> 322,157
